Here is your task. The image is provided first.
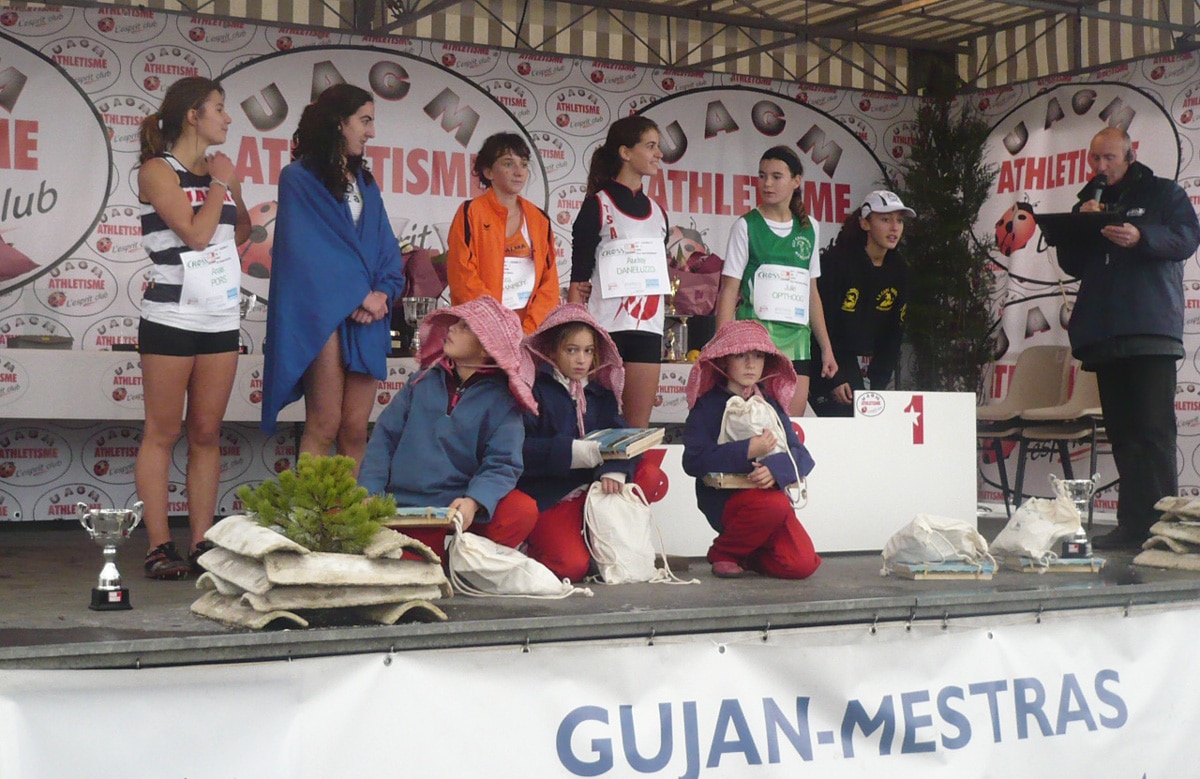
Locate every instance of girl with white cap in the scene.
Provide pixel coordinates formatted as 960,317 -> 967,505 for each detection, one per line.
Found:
359,296 -> 539,558
810,190 -> 912,416
682,320 -> 821,579
716,146 -> 837,416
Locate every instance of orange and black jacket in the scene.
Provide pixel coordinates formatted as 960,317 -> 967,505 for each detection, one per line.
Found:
446,188 -> 559,334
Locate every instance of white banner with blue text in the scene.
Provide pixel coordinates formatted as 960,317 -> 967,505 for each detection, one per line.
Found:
1,602 -> 1195,777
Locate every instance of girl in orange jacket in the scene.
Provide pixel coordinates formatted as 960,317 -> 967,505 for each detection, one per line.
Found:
446,132 -> 559,333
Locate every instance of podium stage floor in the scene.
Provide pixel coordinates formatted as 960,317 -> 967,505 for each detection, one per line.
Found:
4,517 -> 1200,670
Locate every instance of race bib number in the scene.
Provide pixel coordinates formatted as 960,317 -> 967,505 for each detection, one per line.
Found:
179,240 -> 240,313
502,255 -> 537,309
596,237 -> 669,299
753,263 -> 810,325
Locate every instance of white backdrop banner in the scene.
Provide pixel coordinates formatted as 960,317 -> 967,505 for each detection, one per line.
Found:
6,4 -> 1200,517
1,602 -> 1197,777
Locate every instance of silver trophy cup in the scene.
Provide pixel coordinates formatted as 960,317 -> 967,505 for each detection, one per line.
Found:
78,501 -> 143,611
401,296 -> 437,356
1049,473 -> 1099,559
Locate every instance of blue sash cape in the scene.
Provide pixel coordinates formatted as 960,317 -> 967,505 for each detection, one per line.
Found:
262,160 -> 404,433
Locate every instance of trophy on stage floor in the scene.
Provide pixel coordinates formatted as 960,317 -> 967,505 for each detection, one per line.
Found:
78,501 -> 143,611
1050,473 -> 1100,558
401,296 -> 437,356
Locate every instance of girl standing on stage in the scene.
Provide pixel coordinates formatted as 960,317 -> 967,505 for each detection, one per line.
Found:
135,76 -> 250,579
262,84 -> 405,473
517,304 -> 668,581
682,320 -> 821,579
810,191 -> 911,416
715,146 -> 836,416
446,132 -> 559,333
568,115 -> 670,428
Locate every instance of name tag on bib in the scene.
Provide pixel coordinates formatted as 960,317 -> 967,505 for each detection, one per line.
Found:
179,240 -> 240,313
753,263 -> 810,325
502,255 -> 537,309
596,237 -> 669,299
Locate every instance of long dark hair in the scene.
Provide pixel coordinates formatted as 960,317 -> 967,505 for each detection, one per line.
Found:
292,83 -> 375,198
138,77 -> 223,164
474,132 -> 531,189
584,115 -> 659,199
760,145 -> 808,227
830,210 -> 868,252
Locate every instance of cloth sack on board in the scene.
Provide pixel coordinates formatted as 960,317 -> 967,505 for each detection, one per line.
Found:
881,514 -> 993,575
718,394 -> 809,507
988,495 -> 1080,566
446,518 -> 592,598
583,482 -> 698,584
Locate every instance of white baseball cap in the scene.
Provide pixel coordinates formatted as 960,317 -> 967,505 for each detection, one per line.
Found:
860,190 -> 916,218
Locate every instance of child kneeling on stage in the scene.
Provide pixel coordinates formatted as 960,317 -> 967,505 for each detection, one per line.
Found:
682,320 -> 821,579
359,296 -> 539,558
517,304 -> 668,581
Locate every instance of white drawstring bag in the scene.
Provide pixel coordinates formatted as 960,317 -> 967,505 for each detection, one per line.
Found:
583,482 -> 698,585
718,394 -> 807,507
988,495 -> 1081,567
446,518 -> 592,599
881,514 -> 994,575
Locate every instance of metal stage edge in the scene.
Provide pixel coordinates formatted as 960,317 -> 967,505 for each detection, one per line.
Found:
4,578 -> 1200,671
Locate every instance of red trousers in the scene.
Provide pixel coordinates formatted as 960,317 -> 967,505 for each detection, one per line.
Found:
523,456 -> 668,582
403,490 -> 539,564
709,489 -> 821,579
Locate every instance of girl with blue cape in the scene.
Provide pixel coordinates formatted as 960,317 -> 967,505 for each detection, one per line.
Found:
262,84 -> 405,473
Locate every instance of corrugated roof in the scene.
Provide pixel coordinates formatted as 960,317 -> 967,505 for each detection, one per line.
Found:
55,0 -> 1200,92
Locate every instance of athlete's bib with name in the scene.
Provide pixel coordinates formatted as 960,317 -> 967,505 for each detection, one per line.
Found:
502,255 -> 537,309
753,263 -> 810,325
179,239 -> 240,313
596,237 -> 669,298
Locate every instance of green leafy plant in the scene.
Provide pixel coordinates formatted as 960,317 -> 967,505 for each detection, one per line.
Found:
897,98 -> 999,394
237,453 -> 396,554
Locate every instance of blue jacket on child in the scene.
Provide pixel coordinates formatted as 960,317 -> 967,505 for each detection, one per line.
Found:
359,364 -> 524,520
682,386 -> 814,531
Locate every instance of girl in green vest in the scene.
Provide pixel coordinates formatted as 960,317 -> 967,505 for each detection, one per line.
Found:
716,146 -> 837,416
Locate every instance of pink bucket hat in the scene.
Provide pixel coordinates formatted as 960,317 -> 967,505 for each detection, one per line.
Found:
419,295 -> 538,414
685,320 -> 797,409
522,303 -> 625,411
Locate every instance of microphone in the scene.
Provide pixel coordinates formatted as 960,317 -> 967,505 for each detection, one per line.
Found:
1087,174 -> 1107,204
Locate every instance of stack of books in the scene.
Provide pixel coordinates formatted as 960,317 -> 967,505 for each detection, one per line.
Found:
582,427 -> 665,459
1006,556 -> 1106,573
385,506 -> 453,529
701,473 -> 757,489
889,560 -> 997,580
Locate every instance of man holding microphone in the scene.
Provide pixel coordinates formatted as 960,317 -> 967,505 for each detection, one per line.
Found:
1055,127 -> 1200,550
